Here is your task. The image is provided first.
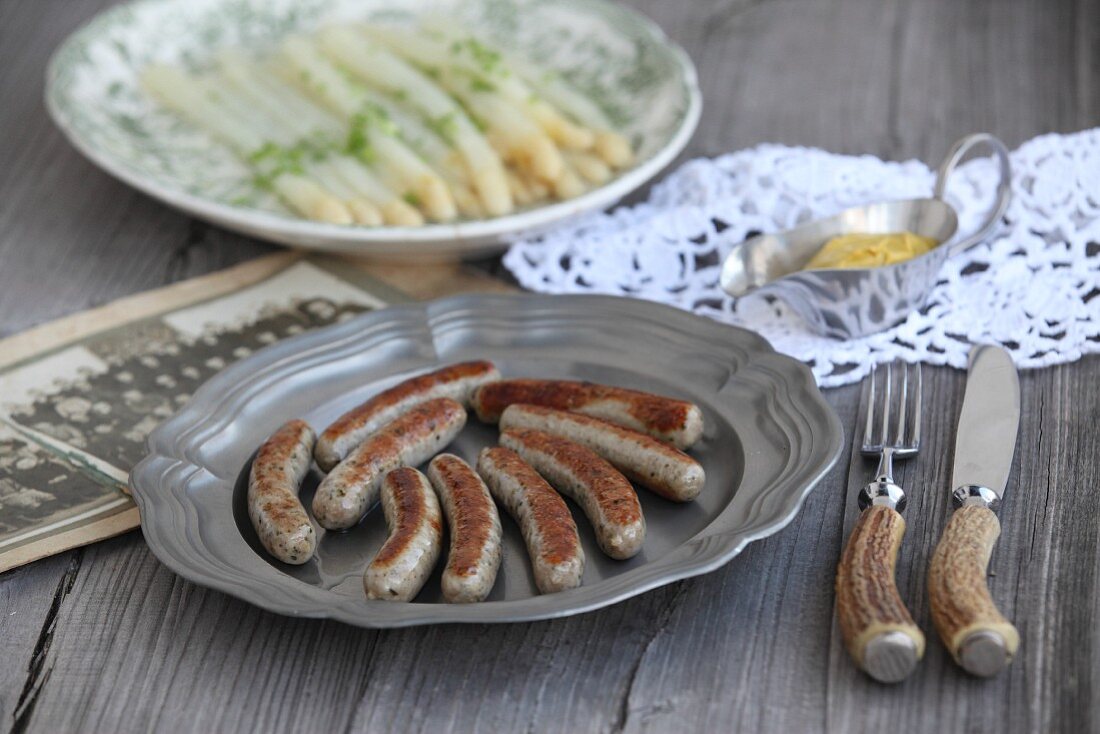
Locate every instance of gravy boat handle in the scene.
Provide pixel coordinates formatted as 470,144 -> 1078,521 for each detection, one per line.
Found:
933,133 -> 1012,256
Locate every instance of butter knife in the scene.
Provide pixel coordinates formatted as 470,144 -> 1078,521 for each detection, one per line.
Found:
928,344 -> 1021,677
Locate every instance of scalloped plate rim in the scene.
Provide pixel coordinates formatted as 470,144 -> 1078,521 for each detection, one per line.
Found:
130,294 -> 843,627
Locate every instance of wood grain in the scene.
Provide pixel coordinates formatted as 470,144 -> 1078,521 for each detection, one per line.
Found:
1,0 -> 1098,731
835,506 -> 924,678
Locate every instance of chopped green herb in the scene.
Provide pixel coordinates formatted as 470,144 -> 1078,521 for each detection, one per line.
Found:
248,141 -> 305,189
247,141 -> 282,165
402,191 -> 422,207
363,103 -> 399,136
458,37 -> 506,77
469,75 -> 496,93
469,112 -> 488,133
427,112 -> 458,144
345,114 -> 376,163
337,64 -> 361,84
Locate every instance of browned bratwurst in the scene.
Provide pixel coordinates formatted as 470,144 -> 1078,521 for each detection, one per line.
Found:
315,361 -> 500,471
364,467 -> 443,602
472,379 -> 703,449
427,454 -> 503,603
477,447 -> 585,593
500,428 -> 645,560
312,398 -> 466,530
499,404 -> 705,502
247,419 -> 317,565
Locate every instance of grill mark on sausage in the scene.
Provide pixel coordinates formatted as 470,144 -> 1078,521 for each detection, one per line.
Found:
480,447 -> 579,567
331,400 -> 465,487
313,398 -> 466,528
372,468 -> 429,567
473,379 -> 695,433
251,419 -> 311,487
499,404 -> 704,501
322,360 -> 494,439
431,455 -> 495,578
248,419 -> 316,564
315,360 -> 498,470
503,428 -> 642,527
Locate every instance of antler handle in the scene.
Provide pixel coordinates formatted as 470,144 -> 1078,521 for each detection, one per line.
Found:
836,505 -> 925,683
928,505 -> 1019,677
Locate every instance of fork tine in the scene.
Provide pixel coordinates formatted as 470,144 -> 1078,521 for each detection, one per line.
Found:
862,365 -> 876,447
880,363 -> 892,447
896,362 -> 909,446
912,362 -> 922,447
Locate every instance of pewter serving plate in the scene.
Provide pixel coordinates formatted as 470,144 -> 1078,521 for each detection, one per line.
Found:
45,0 -> 700,258
131,295 -> 842,627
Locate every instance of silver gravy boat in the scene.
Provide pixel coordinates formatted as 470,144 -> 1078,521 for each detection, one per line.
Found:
719,133 -> 1012,339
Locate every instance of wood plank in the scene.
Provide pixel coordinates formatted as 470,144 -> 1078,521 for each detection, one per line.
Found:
19,532 -> 694,732
0,554 -> 80,728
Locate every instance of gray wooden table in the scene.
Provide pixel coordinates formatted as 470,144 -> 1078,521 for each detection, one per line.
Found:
2,1 -> 1098,731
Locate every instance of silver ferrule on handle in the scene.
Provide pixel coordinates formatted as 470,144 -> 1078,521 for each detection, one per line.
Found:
952,484 -> 1001,511
933,133 -> 1013,257
858,447 -> 907,512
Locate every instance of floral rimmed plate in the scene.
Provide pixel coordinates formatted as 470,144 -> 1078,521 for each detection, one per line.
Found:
130,294 -> 842,628
45,0 -> 701,258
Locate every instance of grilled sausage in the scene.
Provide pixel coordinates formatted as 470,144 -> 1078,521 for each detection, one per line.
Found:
500,404 -> 705,502
248,419 -> 317,564
477,447 -> 585,593
499,428 -> 645,560
315,361 -> 500,471
427,453 -> 503,603
472,379 -> 703,449
364,467 -> 443,601
312,398 -> 466,530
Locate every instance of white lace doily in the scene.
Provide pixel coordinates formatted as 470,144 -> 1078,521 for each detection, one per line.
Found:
504,128 -> 1100,386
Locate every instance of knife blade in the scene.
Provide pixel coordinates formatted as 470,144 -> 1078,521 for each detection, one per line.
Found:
928,344 -> 1021,677
951,345 -> 1020,506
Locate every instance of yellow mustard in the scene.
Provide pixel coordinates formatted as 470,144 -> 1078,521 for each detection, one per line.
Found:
803,231 -> 938,270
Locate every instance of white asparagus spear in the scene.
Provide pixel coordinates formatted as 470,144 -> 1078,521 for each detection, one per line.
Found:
449,184 -> 485,219
276,37 -> 472,187
308,161 -> 383,225
200,72 -> 390,222
488,45 -> 635,168
422,66 -> 565,184
552,158 -> 587,200
201,71 -> 409,227
328,157 -> 425,226
519,172 -> 550,203
317,26 -> 513,216
142,65 -> 352,224
506,169 -> 534,207
220,51 -> 457,221
362,24 -> 595,151
268,44 -> 462,220
565,150 -> 612,185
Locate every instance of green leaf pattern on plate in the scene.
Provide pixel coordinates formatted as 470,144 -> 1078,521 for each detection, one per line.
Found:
47,0 -> 691,219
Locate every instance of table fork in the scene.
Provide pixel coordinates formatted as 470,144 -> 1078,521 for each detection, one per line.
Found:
835,361 -> 926,683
